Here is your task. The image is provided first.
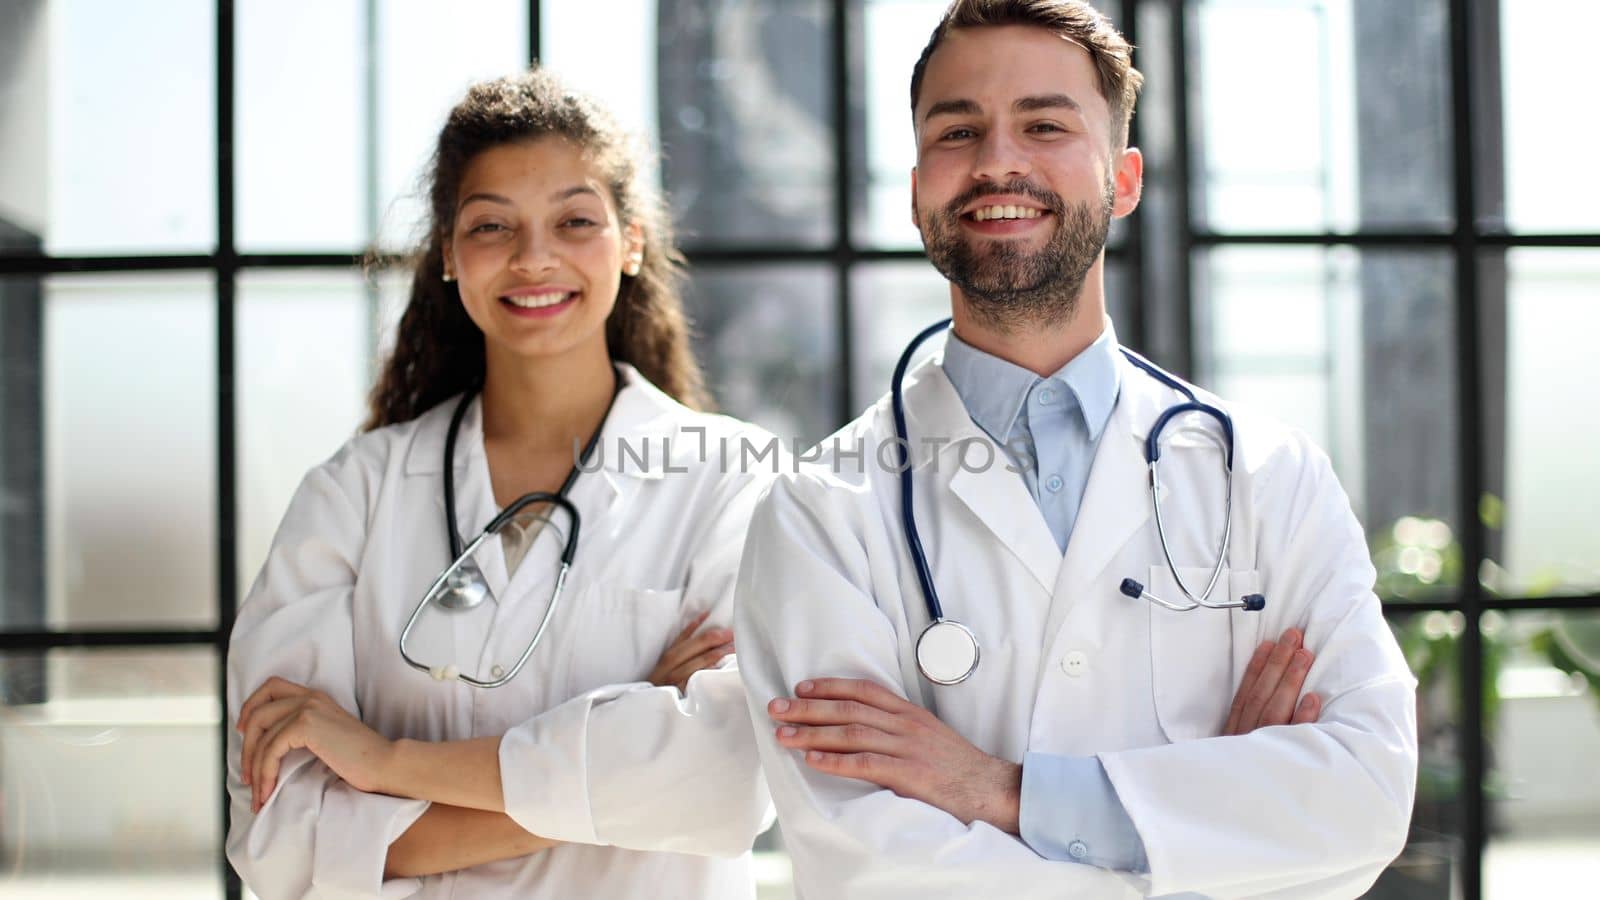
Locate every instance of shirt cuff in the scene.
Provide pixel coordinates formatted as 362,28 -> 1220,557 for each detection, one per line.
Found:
313,779 -> 431,897
499,692 -> 603,844
1019,752 -> 1148,872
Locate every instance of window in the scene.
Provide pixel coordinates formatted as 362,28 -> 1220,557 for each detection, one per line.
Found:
0,2 -> 1592,897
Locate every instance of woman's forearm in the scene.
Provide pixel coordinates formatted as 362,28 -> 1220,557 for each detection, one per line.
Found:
384,803 -> 560,879
379,735 -> 506,810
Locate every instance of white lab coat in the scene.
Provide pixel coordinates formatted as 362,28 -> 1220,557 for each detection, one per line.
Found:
736,352 -> 1418,899
226,364 -> 775,899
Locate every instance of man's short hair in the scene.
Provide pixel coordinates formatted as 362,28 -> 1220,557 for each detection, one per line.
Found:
909,0 -> 1144,150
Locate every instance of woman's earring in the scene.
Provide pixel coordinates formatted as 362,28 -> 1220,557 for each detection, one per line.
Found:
623,254 -> 642,277
442,271 -> 456,283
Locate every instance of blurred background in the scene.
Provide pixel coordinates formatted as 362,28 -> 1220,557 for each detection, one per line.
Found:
0,0 -> 1595,897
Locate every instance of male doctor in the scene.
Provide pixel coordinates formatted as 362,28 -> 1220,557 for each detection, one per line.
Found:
734,1 -> 1418,897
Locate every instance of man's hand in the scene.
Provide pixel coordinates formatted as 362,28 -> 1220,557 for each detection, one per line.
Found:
1225,627 -> 1321,735
767,678 -> 1023,834
768,631 -> 1322,834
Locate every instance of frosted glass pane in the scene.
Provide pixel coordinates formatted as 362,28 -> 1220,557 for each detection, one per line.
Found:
1495,1 -> 1600,233
0,648 -> 219,894
1491,250 -> 1600,597
1195,247 -> 1461,599
684,265 -> 838,445
0,0 -> 216,255
1483,610 -> 1600,897
848,262 -> 950,412
42,274 -> 217,628
237,270 -> 377,598
236,0 -> 366,252
374,0 -> 528,250
1190,0 -> 1452,233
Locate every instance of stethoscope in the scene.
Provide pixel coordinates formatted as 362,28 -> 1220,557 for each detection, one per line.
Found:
892,320 -> 1267,687
397,375 -> 617,688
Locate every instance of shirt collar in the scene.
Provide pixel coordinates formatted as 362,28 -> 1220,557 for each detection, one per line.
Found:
941,328 -> 1037,444
1052,320 -> 1122,442
940,318 -> 1123,443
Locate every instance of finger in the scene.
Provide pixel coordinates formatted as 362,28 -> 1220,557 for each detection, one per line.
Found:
1234,630 -> 1301,731
253,713 -> 309,814
1291,692 -> 1321,725
654,627 -> 733,680
799,749 -> 902,790
794,678 -> 920,716
665,643 -> 735,689
1257,648 -> 1315,728
669,610 -> 712,647
241,696 -> 307,788
236,676 -> 307,733
776,722 -> 902,756
1225,641 -> 1275,735
767,697 -> 907,735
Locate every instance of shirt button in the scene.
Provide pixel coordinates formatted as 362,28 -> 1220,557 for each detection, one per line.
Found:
1045,474 -> 1064,493
490,664 -> 506,679
1037,388 -> 1056,405
1068,840 -> 1089,860
1061,650 -> 1088,677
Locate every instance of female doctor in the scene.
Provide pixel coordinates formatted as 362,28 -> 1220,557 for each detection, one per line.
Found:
225,70 -> 774,899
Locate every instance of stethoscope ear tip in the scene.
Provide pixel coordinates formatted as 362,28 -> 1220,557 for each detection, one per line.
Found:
1242,594 -> 1266,612
1119,578 -> 1145,600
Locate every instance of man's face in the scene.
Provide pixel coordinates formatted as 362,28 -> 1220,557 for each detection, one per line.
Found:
911,25 -> 1141,325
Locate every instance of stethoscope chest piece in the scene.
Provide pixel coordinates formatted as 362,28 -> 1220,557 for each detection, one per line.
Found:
432,560 -> 491,611
916,619 -> 980,685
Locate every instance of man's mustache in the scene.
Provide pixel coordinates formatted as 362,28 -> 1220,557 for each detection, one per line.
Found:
942,180 -> 1065,218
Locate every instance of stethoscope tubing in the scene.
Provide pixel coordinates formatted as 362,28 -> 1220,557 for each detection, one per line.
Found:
400,374 -> 617,688
891,318 -> 957,624
893,322 -> 1265,685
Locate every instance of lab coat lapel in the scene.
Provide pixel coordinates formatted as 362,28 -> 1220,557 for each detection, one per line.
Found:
425,395 -> 510,603
497,373 -> 665,603
459,421 -> 512,603
1043,357 -> 1162,639
497,459 -> 624,604
907,360 -> 1062,595
947,463 -> 1062,596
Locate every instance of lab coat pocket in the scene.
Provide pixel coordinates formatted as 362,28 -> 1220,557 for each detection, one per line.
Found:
1148,565 -> 1252,742
561,582 -> 686,697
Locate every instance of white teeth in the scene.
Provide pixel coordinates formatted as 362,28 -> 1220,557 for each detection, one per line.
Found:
972,205 -> 1042,221
503,292 -> 573,309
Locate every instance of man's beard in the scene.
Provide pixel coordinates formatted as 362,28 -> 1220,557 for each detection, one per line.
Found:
920,178 -> 1114,332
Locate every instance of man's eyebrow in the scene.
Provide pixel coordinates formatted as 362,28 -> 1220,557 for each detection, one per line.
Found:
923,98 -> 982,120
1015,93 -> 1082,114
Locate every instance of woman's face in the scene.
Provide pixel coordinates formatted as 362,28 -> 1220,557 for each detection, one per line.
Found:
445,137 -> 642,367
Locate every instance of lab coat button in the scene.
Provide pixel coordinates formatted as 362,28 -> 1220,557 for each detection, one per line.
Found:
1061,650 -> 1088,677
491,664 -> 506,678
1068,840 -> 1088,859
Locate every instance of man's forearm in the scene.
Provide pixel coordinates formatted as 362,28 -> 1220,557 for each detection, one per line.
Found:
384,803 -> 560,879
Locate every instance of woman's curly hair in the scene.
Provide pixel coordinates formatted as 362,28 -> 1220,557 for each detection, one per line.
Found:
363,68 -> 709,430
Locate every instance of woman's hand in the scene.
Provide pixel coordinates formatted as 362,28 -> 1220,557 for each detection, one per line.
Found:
1224,627 -> 1322,734
237,676 -> 395,813
647,611 -> 735,693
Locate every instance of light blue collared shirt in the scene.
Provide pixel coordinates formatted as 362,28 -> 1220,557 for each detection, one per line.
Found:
941,323 -> 1149,873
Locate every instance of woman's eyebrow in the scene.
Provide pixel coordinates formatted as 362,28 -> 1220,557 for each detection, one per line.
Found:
550,185 -> 602,202
457,192 -> 512,212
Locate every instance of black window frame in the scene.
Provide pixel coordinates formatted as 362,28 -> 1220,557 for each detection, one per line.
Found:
0,2 -> 1595,898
